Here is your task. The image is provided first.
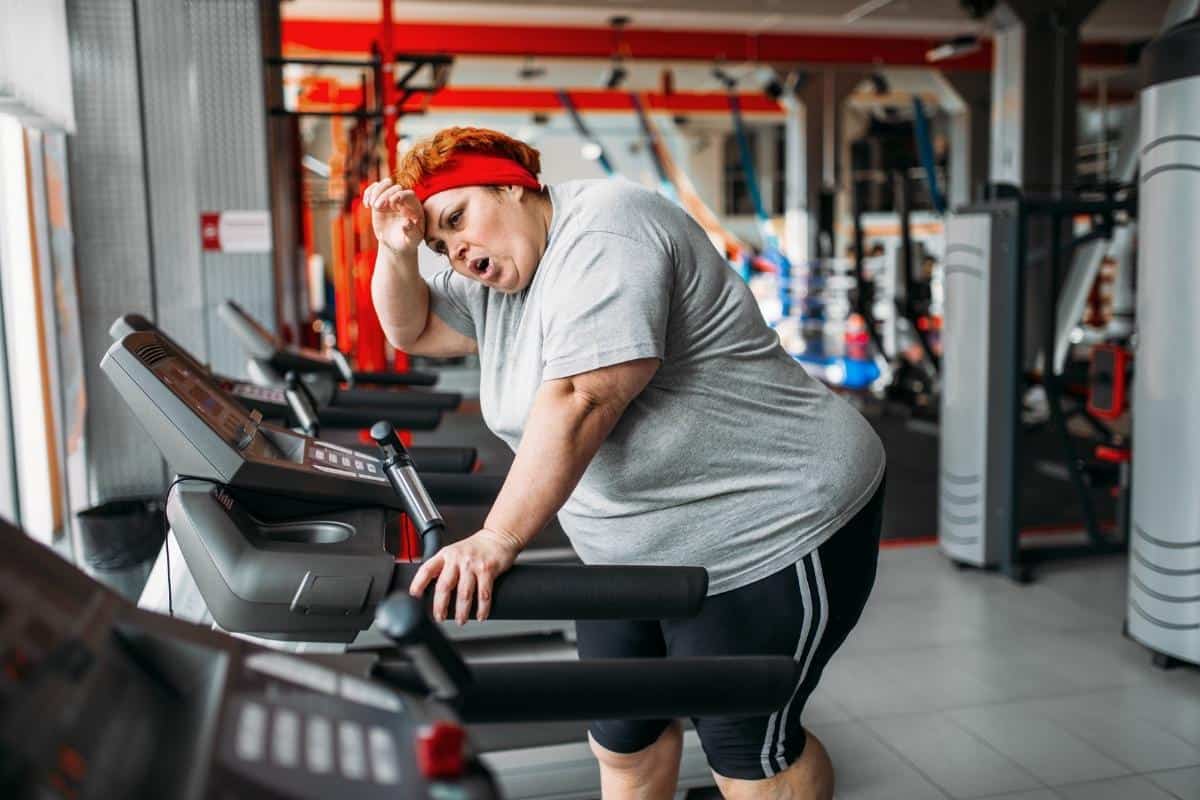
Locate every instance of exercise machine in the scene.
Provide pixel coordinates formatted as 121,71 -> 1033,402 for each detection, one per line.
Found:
0,518 -> 497,799
218,300 -> 463,413
938,185 -> 1133,581
0,517 -> 795,798
110,313 -> 477,473
98,326 -> 577,640
98,326 -> 786,795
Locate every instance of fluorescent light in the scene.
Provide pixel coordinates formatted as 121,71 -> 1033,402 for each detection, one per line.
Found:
842,0 -> 899,24
926,35 -> 981,63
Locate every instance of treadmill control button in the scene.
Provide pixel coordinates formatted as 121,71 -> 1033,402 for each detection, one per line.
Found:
314,449 -> 325,461
341,456 -> 352,468
338,721 -> 367,780
354,460 -> 365,471
368,727 -> 400,785
416,722 -> 466,779
306,716 -> 333,774
366,463 -> 377,474
272,709 -> 300,767
235,702 -> 267,762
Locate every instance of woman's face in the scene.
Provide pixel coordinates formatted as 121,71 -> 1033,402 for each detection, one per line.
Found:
422,185 -> 548,294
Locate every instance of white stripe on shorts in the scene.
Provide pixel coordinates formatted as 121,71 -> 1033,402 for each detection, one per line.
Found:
758,550 -> 829,776
758,557 -> 811,777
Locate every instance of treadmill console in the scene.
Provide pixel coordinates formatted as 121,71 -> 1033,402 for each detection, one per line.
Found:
0,522 -> 496,799
101,331 -> 401,509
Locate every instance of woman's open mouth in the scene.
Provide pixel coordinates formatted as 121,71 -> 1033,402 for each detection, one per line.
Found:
469,256 -> 492,279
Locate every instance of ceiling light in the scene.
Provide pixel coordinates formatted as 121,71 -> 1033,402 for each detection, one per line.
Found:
925,35 -> 980,63
518,56 -> 546,81
841,0 -> 898,24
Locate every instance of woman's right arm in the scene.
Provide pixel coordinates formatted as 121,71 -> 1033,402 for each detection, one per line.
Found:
365,179 -> 477,357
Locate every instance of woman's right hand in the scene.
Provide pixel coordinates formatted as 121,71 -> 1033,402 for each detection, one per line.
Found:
363,178 -> 424,257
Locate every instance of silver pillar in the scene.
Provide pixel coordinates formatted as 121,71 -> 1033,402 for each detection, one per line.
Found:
991,1 -> 1100,195
1128,18 -> 1200,666
939,71 -> 991,209
990,0 -> 1101,369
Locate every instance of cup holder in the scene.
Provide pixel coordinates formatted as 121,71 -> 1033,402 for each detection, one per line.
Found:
260,521 -> 353,544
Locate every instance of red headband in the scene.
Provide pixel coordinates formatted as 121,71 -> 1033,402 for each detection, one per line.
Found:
411,152 -> 541,202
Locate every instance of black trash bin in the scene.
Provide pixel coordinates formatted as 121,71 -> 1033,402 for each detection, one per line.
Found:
76,497 -> 166,601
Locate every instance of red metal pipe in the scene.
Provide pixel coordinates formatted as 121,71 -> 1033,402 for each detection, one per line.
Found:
298,82 -> 787,114
281,19 -> 1134,71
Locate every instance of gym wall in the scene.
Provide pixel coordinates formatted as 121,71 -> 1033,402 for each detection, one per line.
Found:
65,0 -> 277,504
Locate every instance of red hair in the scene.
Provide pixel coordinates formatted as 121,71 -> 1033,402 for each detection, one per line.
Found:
394,127 -> 541,190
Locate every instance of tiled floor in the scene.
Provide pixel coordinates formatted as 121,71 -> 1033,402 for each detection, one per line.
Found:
803,545 -> 1200,800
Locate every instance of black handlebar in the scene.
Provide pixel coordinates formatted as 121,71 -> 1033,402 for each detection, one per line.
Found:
317,404 -> 443,431
374,593 -> 472,700
351,368 -> 439,387
374,656 -> 797,723
392,563 -> 708,620
332,386 -> 463,411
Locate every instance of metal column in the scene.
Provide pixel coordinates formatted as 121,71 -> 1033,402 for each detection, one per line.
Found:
1128,18 -> 1200,667
938,71 -> 991,209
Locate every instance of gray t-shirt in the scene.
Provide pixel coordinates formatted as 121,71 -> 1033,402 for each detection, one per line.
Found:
426,178 -> 885,594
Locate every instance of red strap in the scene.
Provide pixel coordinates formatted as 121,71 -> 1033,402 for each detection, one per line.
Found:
1095,445 -> 1131,464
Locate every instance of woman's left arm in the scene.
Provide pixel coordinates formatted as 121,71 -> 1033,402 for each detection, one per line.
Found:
409,357 -> 660,624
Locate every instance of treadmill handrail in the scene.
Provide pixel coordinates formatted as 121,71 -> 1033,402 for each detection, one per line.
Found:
394,563 -> 709,621
375,656 -> 798,723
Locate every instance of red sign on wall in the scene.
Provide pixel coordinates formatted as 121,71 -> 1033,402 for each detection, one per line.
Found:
200,212 -> 221,251
199,211 -> 272,253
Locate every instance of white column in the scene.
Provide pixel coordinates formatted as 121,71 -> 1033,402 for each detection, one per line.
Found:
782,94 -> 808,264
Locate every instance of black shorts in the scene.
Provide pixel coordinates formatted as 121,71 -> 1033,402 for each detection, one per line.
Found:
577,477 -> 885,780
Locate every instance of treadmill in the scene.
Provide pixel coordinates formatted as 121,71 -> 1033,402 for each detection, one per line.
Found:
102,326 -> 575,642
99,329 -> 742,796
0,519 -> 498,799
110,314 -> 477,474
218,300 -> 462,412
1,519 -> 796,799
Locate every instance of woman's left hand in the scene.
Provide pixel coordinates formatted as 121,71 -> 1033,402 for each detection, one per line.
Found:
408,528 -> 524,624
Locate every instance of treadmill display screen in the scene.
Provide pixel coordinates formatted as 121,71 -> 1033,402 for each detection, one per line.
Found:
157,359 -> 276,455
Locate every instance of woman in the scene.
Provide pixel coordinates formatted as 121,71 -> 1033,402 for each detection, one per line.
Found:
366,127 -> 886,800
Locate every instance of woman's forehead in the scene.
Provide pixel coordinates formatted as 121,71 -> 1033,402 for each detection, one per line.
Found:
423,187 -> 472,226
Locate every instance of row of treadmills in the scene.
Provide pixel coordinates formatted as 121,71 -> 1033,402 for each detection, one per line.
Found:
3,303 -> 801,798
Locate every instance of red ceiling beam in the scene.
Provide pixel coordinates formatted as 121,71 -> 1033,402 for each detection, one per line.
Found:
281,19 -> 1135,71
299,80 -> 785,113
418,88 -> 783,113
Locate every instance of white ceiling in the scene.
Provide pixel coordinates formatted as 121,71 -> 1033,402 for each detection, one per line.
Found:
282,0 -> 1174,41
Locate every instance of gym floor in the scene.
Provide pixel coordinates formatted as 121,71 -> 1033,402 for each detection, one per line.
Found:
799,545 -> 1200,800
420,367 -> 1200,799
